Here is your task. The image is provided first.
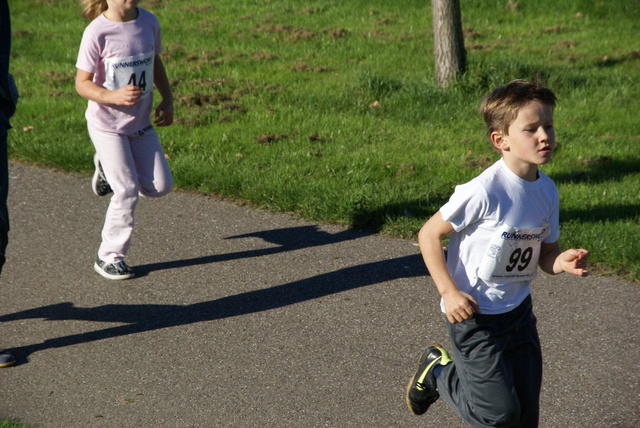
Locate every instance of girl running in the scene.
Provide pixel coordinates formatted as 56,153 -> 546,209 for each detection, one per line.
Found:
75,0 -> 174,279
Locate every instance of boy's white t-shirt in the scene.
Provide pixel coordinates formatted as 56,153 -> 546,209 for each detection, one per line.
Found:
439,158 -> 560,314
76,8 -> 161,134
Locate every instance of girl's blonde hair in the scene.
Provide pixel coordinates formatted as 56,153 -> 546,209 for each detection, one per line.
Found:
81,0 -> 108,20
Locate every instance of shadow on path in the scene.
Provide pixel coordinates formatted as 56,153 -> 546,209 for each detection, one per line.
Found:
2,226 -> 426,365
135,225 -> 373,273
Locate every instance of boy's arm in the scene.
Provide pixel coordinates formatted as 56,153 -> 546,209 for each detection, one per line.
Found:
539,241 -> 590,276
419,211 -> 480,324
153,55 -> 173,126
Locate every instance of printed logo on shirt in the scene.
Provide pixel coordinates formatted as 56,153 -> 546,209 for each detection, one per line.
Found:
500,231 -> 544,241
137,125 -> 154,136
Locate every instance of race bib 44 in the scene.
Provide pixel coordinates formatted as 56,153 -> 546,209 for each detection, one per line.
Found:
103,50 -> 155,99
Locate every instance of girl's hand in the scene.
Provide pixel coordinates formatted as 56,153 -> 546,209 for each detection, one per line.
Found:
154,98 -> 174,126
75,69 -> 142,106
443,289 -> 480,324
106,85 -> 143,106
556,249 -> 590,277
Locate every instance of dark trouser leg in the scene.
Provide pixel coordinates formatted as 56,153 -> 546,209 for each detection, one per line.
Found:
508,303 -> 542,428
436,296 -> 542,428
0,128 -> 8,275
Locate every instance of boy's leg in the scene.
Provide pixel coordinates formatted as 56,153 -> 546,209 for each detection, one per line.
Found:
88,126 -> 139,263
508,298 -> 542,428
436,296 -> 539,427
129,127 -> 172,198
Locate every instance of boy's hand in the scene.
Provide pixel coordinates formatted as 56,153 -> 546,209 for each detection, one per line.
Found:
556,249 -> 590,277
443,289 -> 480,324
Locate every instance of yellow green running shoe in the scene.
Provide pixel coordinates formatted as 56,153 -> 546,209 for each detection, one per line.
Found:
0,349 -> 16,368
405,344 -> 452,415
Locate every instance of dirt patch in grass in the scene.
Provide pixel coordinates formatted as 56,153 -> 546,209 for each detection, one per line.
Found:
467,43 -> 489,51
143,0 -> 167,10
177,92 -> 233,107
174,76 -> 248,126
286,28 -> 316,41
252,24 -> 317,41
43,70 -> 73,88
253,51 -> 278,61
256,133 -> 289,145
376,18 -> 394,26
581,156 -> 612,167
308,133 -> 327,143
292,61 -> 331,73
177,77 -> 235,90
298,7 -> 319,14
461,154 -> 494,171
555,40 -> 579,49
322,28 -> 350,39
505,1 -> 519,12
395,162 -> 417,178
181,5 -> 214,13
541,25 -> 574,34
161,42 -> 189,62
600,50 -> 640,66
463,27 -> 483,40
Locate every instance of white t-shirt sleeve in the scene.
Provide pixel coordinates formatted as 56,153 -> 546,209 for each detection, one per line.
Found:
440,181 -> 491,232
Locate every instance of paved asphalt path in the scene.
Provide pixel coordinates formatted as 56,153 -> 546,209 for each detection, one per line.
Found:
0,163 -> 637,428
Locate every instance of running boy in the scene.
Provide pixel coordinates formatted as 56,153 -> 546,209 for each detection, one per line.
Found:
405,80 -> 589,427
75,0 -> 174,279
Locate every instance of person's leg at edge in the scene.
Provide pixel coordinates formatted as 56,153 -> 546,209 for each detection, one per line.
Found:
1,0 -> 17,367
0,128 -> 15,367
0,127 -> 8,275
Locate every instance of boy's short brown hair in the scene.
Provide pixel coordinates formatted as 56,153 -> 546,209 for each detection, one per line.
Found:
480,79 -> 557,137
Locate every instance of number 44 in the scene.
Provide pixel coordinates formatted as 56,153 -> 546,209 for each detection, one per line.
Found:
127,71 -> 147,92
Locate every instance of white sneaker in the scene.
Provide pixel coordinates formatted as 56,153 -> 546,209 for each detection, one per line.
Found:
92,154 -> 113,196
94,257 -> 135,280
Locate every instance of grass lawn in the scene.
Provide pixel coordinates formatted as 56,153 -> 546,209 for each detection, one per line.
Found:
6,0 -> 640,279
0,420 -> 36,428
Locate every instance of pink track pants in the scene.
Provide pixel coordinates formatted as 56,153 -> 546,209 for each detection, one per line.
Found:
88,124 -> 173,263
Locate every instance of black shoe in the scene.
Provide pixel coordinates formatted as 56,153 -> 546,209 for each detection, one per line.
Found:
0,349 -> 16,368
405,344 -> 452,415
94,257 -> 135,280
92,154 -> 113,196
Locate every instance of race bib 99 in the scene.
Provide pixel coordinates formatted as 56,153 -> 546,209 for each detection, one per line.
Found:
477,223 -> 550,284
103,50 -> 155,100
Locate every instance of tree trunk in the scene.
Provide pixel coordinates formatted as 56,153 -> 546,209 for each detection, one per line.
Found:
432,0 -> 466,86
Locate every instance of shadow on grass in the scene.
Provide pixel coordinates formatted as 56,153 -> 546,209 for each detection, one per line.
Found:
1,225 -> 427,365
549,157 -> 640,185
560,204 -> 640,223
350,197 -> 449,232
